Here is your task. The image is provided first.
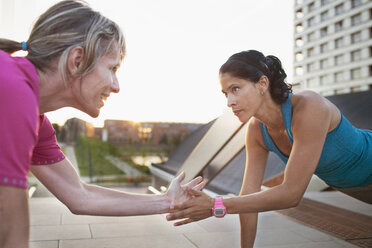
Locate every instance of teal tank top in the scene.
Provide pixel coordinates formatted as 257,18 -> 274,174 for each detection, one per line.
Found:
259,93 -> 372,188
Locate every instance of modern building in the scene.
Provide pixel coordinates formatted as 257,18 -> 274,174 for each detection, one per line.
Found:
293,0 -> 372,95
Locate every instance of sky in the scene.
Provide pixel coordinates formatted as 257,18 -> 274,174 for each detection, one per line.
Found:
0,0 -> 294,127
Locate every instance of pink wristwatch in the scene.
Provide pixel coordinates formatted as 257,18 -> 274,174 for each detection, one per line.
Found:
212,196 -> 227,218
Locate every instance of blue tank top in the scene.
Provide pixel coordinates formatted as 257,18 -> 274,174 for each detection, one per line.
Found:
259,93 -> 372,188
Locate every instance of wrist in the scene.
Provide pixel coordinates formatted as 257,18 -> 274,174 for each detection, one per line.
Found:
212,196 -> 227,218
160,193 -> 173,213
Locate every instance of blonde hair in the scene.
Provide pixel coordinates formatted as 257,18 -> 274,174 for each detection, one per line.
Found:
0,0 -> 125,84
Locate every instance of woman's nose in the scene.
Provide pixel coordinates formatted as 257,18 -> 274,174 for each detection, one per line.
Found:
111,77 -> 120,93
227,94 -> 235,108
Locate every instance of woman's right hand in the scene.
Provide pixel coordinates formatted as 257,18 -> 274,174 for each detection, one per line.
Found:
166,188 -> 214,226
166,171 -> 206,210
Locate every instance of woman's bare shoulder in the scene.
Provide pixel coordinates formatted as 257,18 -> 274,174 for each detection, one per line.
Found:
247,117 -> 261,133
291,90 -> 340,132
246,117 -> 267,149
292,90 -> 325,107
291,90 -> 333,116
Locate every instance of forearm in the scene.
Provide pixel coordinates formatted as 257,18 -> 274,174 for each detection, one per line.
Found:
68,183 -> 170,216
31,160 -> 172,217
240,213 -> 258,248
225,184 -> 300,214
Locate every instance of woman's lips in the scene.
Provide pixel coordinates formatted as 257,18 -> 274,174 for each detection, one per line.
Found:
233,109 -> 242,116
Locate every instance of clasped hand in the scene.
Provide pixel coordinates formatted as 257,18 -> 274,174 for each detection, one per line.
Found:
166,182 -> 215,226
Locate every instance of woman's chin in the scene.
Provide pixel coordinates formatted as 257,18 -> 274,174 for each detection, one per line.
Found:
84,107 -> 100,118
237,114 -> 249,123
91,109 -> 100,118
90,112 -> 100,118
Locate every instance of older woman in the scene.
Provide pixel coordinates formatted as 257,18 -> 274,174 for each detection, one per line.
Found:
166,50 -> 372,248
0,1 -> 203,247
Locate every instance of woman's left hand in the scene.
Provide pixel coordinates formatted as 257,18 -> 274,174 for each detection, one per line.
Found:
166,188 -> 214,226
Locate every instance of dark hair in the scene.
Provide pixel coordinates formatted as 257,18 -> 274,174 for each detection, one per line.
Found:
219,50 -> 292,104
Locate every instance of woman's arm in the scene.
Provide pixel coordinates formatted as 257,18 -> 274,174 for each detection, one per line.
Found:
31,158 -> 204,216
239,119 -> 269,248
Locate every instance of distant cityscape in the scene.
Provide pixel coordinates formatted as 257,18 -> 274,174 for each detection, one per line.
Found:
56,117 -> 204,146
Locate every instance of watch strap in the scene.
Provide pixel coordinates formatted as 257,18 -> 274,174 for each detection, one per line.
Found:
214,197 -> 224,208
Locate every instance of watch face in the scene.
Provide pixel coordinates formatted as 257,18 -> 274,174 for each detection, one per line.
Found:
213,208 -> 226,217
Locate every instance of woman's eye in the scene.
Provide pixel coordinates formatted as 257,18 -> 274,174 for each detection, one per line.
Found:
112,66 -> 120,72
233,87 -> 239,92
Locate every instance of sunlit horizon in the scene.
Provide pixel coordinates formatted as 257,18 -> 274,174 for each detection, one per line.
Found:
0,0 -> 294,128
50,107 -> 209,128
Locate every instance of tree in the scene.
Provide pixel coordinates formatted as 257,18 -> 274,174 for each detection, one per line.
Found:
52,123 -> 61,141
159,133 -> 169,145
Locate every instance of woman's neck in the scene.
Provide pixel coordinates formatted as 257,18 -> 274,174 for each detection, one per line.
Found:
37,69 -> 73,114
254,96 -> 284,131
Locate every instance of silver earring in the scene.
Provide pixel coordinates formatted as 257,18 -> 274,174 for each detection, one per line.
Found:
261,91 -> 264,96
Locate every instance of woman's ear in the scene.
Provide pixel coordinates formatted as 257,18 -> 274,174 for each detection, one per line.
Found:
258,75 -> 269,92
67,46 -> 84,77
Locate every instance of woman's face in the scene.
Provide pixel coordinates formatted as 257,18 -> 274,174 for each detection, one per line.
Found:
219,73 -> 262,122
75,45 -> 121,118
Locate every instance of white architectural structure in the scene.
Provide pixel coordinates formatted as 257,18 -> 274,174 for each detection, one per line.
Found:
293,0 -> 372,95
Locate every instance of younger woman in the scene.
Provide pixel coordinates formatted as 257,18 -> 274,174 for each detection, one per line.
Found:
166,50 -> 372,248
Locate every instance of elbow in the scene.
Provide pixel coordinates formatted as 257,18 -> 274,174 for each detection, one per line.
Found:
68,205 -> 84,215
287,196 -> 301,208
63,198 -> 85,215
63,184 -> 90,215
282,186 -> 304,208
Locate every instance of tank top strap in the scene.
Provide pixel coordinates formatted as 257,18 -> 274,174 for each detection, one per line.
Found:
259,122 -> 289,162
281,93 -> 294,143
259,122 -> 275,151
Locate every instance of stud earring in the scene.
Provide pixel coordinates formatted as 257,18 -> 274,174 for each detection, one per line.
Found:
260,91 -> 264,96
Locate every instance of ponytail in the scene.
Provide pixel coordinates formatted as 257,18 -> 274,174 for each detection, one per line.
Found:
265,55 -> 291,104
0,38 -> 25,54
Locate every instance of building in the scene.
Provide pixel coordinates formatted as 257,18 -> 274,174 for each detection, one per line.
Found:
104,119 -> 203,145
139,122 -> 197,145
104,119 -> 139,144
293,0 -> 372,95
94,127 -> 103,140
59,118 -> 95,144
